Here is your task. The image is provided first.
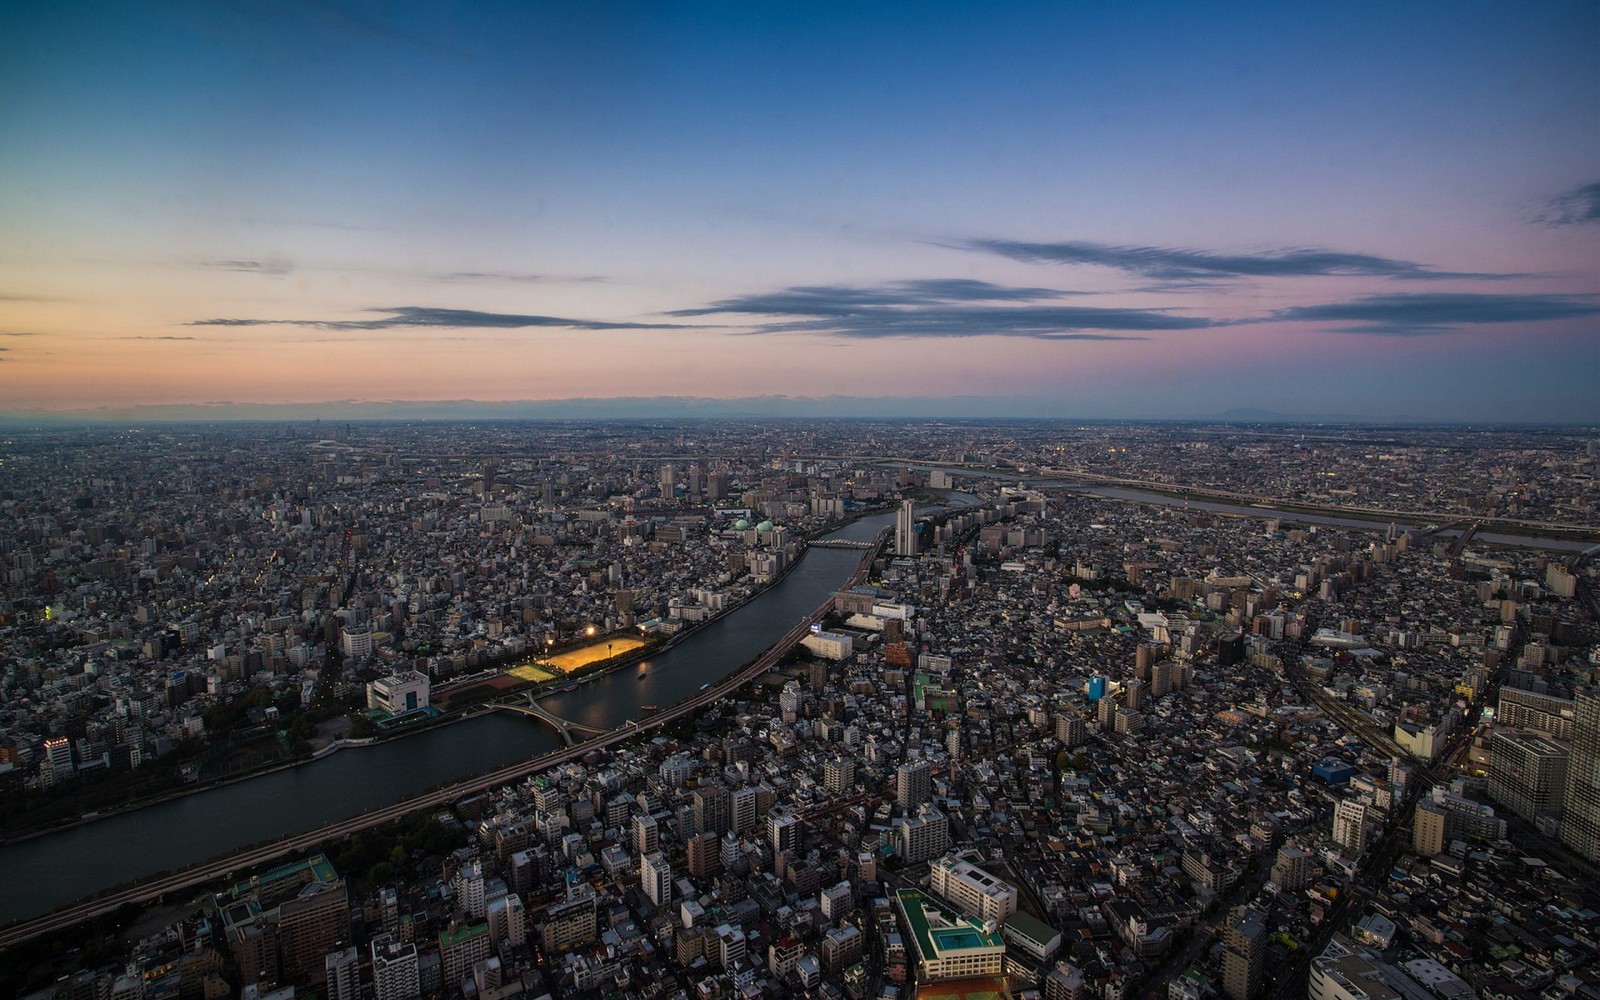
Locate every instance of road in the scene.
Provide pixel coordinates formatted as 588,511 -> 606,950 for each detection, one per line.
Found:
0,529 -> 889,953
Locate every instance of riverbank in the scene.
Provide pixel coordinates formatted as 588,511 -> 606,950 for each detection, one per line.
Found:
0,508 -> 861,848
0,510 -> 900,936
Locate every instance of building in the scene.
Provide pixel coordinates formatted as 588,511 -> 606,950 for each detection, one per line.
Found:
485,893 -> 527,952
824,755 -> 855,794
339,625 -> 373,661
439,921 -> 492,991
897,759 -> 932,810
1413,800 -> 1448,856
1331,799 -> 1370,855
1269,846 -> 1316,891
820,880 -> 853,922
822,924 -> 865,972
1309,937 -> 1402,1000
370,935 -> 419,1000
894,888 -> 1005,983
686,831 -> 721,877
277,881 -> 351,982
693,782 -> 731,836
896,499 -> 917,558
1499,687 -> 1576,739
767,806 -> 800,855
1488,730 -> 1569,822
801,629 -> 854,660
541,886 -> 598,954
366,670 -> 430,716
641,851 -> 672,907
896,804 -> 951,864
730,784 -> 759,833
1221,906 -> 1267,1000
1560,688 -> 1600,863
930,854 -> 1019,924
632,812 -> 659,856
324,947 -> 359,1000
452,859 -> 486,919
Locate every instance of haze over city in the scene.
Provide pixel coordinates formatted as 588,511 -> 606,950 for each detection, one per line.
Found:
2,2 -> 1597,423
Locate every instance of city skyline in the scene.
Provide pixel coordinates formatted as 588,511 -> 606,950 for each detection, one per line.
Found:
2,1 -> 1597,422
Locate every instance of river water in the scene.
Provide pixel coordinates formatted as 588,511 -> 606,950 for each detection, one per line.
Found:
0,507 -> 906,925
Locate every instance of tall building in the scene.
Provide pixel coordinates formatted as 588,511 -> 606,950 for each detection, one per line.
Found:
278,881 -> 352,982
1221,906 -> 1267,1000
824,756 -> 855,794
730,784 -> 759,833
659,463 -> 676,498
1331,799 -> 1370,855
1488,730 -> 1569,822
897,759 -> 932,810
641,851 -> 672,907
896,804 -> 951,864
486,893 -> 527,953
542,885 -> 598,955
1560,688 -> 1600,863
439,921 -> 492,991
1498,687 -> 1576,739
632,812 -> 659,856
686,831 -> 722,878
767,806 -> 801,855
452,859 -> 486,919
324,946 -> 360,1000
895,499 -> 917,557
929,854 -> 1018,923
693,783 -> 731,836
371,935 -> 419,1000
894,889 -> 1005,983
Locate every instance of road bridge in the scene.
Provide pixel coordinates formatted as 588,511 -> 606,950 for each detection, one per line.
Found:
490,694 -> 609,746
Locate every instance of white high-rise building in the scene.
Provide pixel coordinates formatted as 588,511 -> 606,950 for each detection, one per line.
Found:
896,499 -> 917,557
641,851 -> 672,907
371,934 -> 419,1000
633,812 -> 659,856
930,854 -> 1019,924
1332,799 -> 1370,855
324,946 -> 360,1000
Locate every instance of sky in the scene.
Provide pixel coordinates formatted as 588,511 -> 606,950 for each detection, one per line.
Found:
1,1 -> 1597,422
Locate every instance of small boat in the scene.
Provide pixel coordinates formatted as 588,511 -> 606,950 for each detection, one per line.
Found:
640,704 -> 658,712
700,683 -> 710,691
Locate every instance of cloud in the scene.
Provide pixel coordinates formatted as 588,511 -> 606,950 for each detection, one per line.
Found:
672,279 -> 1204,339
671,279 -> 1079,318
189,306 -> 687,331
1534,182 -> 1600,227
115,335 -> 199,341
202,256 -> 294,276
1273,292 -> 1600,335
442,272 -> 607,284
960,238 -> 1512,282
0,331 -> 44,337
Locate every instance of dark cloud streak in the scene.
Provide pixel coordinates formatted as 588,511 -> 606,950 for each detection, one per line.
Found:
673,279 -> 1202,339
1273,292 -> 1600,335
1534,182 -> 1600,226
962,238 -> 1514,282
190,306 -> 687,332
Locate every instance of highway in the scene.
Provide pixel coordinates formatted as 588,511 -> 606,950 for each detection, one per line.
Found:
0,529 -> 888,953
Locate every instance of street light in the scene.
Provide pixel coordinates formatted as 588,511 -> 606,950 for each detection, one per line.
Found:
586,625 -> 596,638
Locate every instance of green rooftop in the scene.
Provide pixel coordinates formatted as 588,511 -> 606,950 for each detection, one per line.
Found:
895,889 -> 1004,962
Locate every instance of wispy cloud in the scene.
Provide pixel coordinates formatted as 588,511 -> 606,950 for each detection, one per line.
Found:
671,279 -> 1202,339
201,256 -> 294,276
189,306 -> 687,331
1533,182 -> 1600,227
115,335 -> 199,341
0,331 -> 44,337
959,238 -> 1512,282
441,272 -> 607,284
1272,292 -> 1600,335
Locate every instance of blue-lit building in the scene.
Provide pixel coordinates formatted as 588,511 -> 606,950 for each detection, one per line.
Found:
1312,758 -> 1354,785
1087,676 -> 1107,701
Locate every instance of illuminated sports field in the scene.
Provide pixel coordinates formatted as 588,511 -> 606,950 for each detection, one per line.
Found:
541,637 -> 646,673
507,664 -> 556,683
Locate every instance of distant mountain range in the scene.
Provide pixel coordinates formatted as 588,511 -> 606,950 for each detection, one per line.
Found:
0,397 -> 1590,427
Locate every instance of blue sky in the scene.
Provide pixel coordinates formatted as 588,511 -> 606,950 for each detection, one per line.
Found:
1,1 -> 1596,420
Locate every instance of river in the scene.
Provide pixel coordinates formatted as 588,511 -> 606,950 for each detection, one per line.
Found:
0,505 -> 917,925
